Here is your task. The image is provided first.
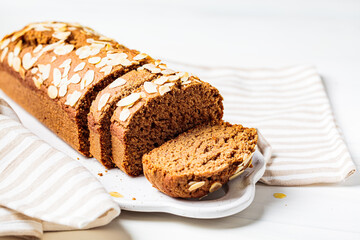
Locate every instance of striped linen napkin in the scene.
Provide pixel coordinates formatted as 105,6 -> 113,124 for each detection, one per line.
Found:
168,63 -> 356,185
0,100 -> 120,239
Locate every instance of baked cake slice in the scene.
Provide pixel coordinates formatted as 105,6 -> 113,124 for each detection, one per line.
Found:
142,122 -> 257,198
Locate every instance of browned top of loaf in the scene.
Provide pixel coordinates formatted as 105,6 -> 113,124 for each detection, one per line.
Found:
111,72 -> 204,128
0,22 -> 150,116
143,122 -> 258,176
90,68 -> 156,123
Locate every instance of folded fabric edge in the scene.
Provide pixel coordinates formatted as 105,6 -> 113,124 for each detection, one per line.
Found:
0,219 -> 42,240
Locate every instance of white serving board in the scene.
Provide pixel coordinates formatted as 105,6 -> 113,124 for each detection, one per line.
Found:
0,90 -> 271,219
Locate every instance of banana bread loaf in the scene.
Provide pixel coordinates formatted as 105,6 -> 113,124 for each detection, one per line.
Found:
142,122 -> 257,198
0,22 -> 148,156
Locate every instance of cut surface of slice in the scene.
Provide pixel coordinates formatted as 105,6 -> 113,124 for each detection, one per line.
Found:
142,122 -> 258,198
111,75 -> 224,176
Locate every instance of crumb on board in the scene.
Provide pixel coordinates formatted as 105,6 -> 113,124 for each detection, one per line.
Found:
105,170 -> 108,173
273,193 -> 287,199
76,157 -> 80,160
109,192 -> 123,198
98,173 -> 103,177
132,197 -> 136,200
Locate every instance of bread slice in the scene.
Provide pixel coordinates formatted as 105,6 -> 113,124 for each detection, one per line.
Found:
0,22 -> 148,156
88,68 -> 159,168
142,122 -> 257,198
111,74 -> 224,176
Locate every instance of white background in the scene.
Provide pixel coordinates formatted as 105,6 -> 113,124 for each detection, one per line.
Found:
1,0 -> 360,239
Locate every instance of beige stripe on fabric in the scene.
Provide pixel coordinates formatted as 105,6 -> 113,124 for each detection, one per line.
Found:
0,112 -> 120,239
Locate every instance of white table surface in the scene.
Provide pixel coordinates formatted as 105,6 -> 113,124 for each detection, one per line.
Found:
1,0 -> 360,239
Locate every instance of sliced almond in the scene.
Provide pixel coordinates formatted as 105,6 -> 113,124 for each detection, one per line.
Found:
143,81 -> 157,94
13,40 -> 22,57
33,44 -> 43,54
108,77 -> 126,89
54,44 -> 74,55
96,57 -> 108,68
168,75 -> 180,82
154,76 -> 168,85
0,38 -> 10,50
88,56 -> 101,64
69,73 -> 81,84
7,52 -> 14,67
62,65 -> 70,78
22,52 -> 36,70
47,85 -> 58,99
119,58 -> 132,67
59,59 -> 72,68
58,85 -> 68,97
76,46 -> 91,59
117,93 -> 141,107
74,62 -> 85,72
100,65 -> 112,75
209,182 -> 222,193
38,64 -> 51,80
1,47 -> 8,62
83,70 -> 95,87
52,31 -> 71,40
133,53 -> 148,61
12,56 -> 21,72
53,68 -> 62,87
161,69 -> 176,75
51,56 -> 57,62
159,85 -> 171,96
98,93 -> 111,111
182,80 -> 192,85
33,77 -> 42,89
65,90 -> 82,106
119,108 -> 131,122
31,67 -> 38,74
188,181 -> 205,191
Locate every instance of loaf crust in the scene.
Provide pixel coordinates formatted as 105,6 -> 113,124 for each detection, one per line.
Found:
142,122 -> 258,198
0,22 -> 147,156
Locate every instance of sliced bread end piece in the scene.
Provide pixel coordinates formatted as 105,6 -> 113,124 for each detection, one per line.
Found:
142,122 -> 258,198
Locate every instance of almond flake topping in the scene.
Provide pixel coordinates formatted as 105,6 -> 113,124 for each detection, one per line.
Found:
53,68 -> 62,87
22,53 -> 37,70
98,93 -> 111,111
107,52 -> 128,66
38,64 -> 51,80
1,47 -> 8,62
119,108 -> 131,122
159,85 -> 171,96
63,65 -> 70,78
59,59 -> 72,68
209,182 -> 222,193
31,67 -> 38,74
108,77 -> 126,89
0,38 -> 10,50
182,80 -> 192,85
168,75 -> 180,82
52,31 -> 71,40
161,69 -> 176,75
100,65 -> 112,75
83,70 -> 95,87
7,52 -> 14,67
33,77 -> 42,89
74,62 -> 85,72
143,81 -> 157,94
14,40 -> 22,57
58,85 -> 68,97
65,90 -> 82,107
69,73 -> 81,84
33,45 -> 43,54
154,76 -> 169,85
47,85 -> 58,99
188,181 -> 205,191
96,57 -> 108,68
133,53 -> 148,61
12,57 -> 21,72
54,44 -> 74,55
117,93 -> 141,107
51,56 -> 57,62
88,56 -> 101,64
